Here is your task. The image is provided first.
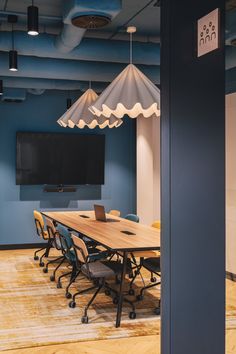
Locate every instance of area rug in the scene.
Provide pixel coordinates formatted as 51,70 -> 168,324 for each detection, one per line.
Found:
0,250 -> 160,351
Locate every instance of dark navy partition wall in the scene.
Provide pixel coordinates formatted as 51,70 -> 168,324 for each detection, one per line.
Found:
0,90 -> 136,245
161,1 -> 225,354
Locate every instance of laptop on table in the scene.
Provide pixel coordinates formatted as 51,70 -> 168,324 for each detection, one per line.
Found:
94,205 -> 120,222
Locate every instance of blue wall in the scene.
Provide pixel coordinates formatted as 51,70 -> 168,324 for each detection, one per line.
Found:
0,90 -> 136,245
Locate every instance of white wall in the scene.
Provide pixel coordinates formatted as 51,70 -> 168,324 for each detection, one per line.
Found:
136,116 -> 160,225
226,93 -> 236,274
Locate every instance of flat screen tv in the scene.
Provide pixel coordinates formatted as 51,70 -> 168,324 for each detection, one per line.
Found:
16,132 -> 105,185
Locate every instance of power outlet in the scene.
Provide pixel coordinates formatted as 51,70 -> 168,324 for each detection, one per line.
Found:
197,8 -> 220,58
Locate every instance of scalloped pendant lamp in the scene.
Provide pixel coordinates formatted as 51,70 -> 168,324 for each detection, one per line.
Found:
89,26 -> 160,120
57,86 -> 123,129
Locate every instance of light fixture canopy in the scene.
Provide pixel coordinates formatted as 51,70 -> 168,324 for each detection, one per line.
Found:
27,2 -> 39,36
89,26 -> 160,120
57,88 -> 123,129
9,50 -> 18,71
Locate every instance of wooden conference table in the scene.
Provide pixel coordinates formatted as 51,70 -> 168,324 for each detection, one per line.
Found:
42,210 -> 161,327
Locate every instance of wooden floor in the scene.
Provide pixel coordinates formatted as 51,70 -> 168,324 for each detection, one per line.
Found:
0,249 -> 235,354
2,335 -> 160,354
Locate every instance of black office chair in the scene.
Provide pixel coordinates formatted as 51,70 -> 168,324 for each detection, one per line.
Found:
56,224 -> 109,299
69,234 -> 136,323
42,218 -> 66,281
136,256 -> 161,315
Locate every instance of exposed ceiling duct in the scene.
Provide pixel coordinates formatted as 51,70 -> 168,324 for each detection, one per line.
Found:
0,31 -> 160,65
55,0 -> 122,53
0,53 -> 160,84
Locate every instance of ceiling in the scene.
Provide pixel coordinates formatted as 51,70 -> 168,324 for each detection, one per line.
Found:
1,1 -> 236,97
0,0 -> 161,98
0,0 -> 161,39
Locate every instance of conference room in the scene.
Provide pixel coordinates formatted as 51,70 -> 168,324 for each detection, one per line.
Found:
0,1 -> 162,353
0,1 -> 235,354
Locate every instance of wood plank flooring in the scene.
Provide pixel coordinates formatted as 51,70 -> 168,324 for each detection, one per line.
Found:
0,249 -> 235,354
2,335 -> 160,354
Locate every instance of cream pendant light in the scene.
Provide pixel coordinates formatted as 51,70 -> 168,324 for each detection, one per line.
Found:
57,85 -> 123,129
89,26 -> 160,120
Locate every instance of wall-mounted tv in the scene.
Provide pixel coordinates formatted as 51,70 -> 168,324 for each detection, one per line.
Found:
16,132 -> 105,185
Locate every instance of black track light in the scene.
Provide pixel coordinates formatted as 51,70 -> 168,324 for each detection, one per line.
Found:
0,80 -> 3,95
27,1 -> 39,36
8,15 -> 18,72
9,50 -> 18,71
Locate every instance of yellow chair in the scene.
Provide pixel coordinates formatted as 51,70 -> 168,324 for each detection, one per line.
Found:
33,210 -> 50,267
109,209 -> 121,217
152,220 -> 161,230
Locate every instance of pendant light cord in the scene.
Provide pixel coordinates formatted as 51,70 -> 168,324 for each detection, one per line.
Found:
130,32 -> 133,64
11,23 -> 14,50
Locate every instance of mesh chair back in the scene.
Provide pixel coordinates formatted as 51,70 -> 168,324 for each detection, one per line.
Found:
33,210 -> 46,239
46,218 -> 61,250
125,214 -> 140,223
71,234 -> 88,264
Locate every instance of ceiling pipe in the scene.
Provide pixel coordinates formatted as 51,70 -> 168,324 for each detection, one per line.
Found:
0,53 -> 160,83
0,31 -> 160,65
55,0 -> 122,53
226,8 -> 236,45
1,77 -> 108,92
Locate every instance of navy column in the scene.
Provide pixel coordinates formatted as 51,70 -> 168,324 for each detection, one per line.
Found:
161,1 -> 225,354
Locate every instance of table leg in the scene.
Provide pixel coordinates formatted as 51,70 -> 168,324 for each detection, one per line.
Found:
116,251 -> 127,328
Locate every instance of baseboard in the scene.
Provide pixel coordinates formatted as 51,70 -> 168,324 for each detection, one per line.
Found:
0,243 -> 46,250
226,271 -> 236,282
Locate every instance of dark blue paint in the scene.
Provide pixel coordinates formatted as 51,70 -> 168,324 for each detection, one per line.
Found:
0,90 -> 136,245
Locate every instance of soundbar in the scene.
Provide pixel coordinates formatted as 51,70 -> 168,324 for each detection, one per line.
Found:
43,185 -> 76,193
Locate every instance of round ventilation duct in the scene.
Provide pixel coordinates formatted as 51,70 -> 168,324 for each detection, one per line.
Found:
71,14 -> 111,29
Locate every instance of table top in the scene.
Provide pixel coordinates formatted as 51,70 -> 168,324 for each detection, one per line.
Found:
42,210 -> 160,252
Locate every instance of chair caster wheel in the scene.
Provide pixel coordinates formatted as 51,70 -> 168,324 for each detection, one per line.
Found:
57,282 -> 62,289
113,297 -> 118,305
128,288 -> 135,296
43,268 -> 48,273
34,256 -> 39,261
154,307 -> 161,315
129,272 -> 134,279
39,262 -> 44,267
81,315 -> 89,324
69,301 -> 76,308
129,311 -> 136,320
136,294 -> 143,301
50,275 -> 55,282
151,277 -> 156,282
66,292 -> 72,299
105,289 -> 111,296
